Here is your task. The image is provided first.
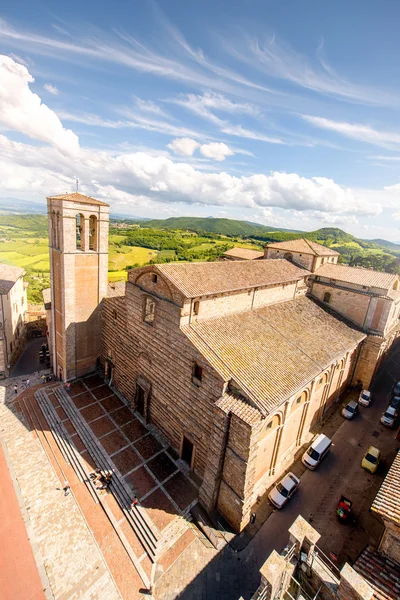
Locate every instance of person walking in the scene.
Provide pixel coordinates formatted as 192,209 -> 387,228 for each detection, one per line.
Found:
25,379 -> 30,389
130,496 -> 139,509
14,384 -> 18,395
65,382 -> 71,394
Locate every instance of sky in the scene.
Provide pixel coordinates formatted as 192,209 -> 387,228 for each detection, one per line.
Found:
1,0 -> 400,239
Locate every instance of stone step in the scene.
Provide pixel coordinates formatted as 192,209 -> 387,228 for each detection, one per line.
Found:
53,387 -> 159,561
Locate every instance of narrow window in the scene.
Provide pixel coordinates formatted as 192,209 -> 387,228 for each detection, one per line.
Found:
323,292 -> 331,304
151,273 -> 158,283
89,215 -> 97,251
193,301 -> 200,315
192,362 -> 203,383
144,297 -> 156,324
112,309 -> 117,321
76,214 -> 84,250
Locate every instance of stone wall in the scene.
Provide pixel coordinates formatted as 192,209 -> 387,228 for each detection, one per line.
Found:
378,521 -> 400,564
310,281 -> 372,329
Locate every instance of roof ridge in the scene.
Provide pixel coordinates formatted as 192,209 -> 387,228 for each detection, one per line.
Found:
303,238 -> 317,255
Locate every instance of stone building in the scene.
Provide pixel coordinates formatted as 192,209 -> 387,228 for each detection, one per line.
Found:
0,263 -> 27,377
264,237 -> 340,271
46,192 -> 109,381
46,195 -> 400,532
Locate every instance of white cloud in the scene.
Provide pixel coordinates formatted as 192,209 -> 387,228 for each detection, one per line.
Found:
302,115 -> 400,149
220,124 -> 284,144
0,55 -> 79,155
167,137 -> 200,156
0,132 -> 383,219
199,142 -> 234,161
134,97 -> 167,116
44,83 -> 59,95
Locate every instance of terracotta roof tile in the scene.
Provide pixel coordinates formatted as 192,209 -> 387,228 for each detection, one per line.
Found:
0,263 -> 24,294
266,238 -> 339,256
223,248 -> 264,260
371,450 -> 400,525
46,192 -> 109,207
315,263 -> 397,290
216,392 -> 261,425
156,259 -> 309,298
107,281 -> 126,298
182,296 -> 365,415
353,546 -> 400,600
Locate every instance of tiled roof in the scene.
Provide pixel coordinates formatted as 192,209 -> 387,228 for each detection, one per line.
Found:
353,546 -> 400,600
0,263 -> 24,294
42,288 -> 51,309
107,281 -> 126,298
216,392 -> 261,425
315,263 -> 397,290
371,450 -> 400,525
266,238 -> 340,256
182,296 -> 365,415
46,192 -> 109,207
156,259 -> 309,298
223,248 -> 264,260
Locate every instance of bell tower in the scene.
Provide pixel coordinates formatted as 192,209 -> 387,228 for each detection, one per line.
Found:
47,192 -> 109,381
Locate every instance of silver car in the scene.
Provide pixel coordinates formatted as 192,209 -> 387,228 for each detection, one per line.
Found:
358,390 -> 371,407
268,472 -> 300,509
381,406 -> 398,428
342,399 -> 358,419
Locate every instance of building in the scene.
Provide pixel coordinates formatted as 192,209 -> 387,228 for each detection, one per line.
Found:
46,196 -> 400,532
0,263 -> 27,377
46,192 -> 109,381
265,237 -> 340,271
221,247 -> 264,261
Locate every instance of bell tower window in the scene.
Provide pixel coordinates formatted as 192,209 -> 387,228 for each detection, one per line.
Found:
89,215 -> 98,251
76,213 -> 84,250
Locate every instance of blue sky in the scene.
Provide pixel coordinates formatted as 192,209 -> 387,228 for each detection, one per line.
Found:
1,0 -> 400,238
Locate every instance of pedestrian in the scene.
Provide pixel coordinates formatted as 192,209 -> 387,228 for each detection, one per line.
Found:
25,379 -> 30,389
65,382 -> 71,394
14,384 -> 18,395
130,496 -> 139,509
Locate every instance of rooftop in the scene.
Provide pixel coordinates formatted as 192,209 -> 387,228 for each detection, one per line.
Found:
315,263 -> 398,290
107,281 -> 126,298
0,263 -> 25,294
156,259 -> 309,298
182,296 -> 365,414
223,247 -> 264,260
46,192 -> 109,207
371,450 -> 400,525
266,238 -> 340,257
353,546 -> 400,600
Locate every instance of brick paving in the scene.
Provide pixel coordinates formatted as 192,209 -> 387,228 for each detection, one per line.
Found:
0,375 -> 121,600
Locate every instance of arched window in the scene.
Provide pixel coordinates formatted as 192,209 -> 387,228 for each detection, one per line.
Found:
193,301 -> 200,315
283,252 -> 293,261
323,292 -> 331,304
143,297 -> 156,324
76,214 -> 84,250
89,215 -> 97,251
265,414 -> 280,434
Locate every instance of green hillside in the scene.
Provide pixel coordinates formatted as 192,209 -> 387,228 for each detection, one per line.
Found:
141,216 -> 296,237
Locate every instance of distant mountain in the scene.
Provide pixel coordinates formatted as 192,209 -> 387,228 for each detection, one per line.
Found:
0,198 -> 46,214
368,238 -> 400,251
141,216 -> 300,237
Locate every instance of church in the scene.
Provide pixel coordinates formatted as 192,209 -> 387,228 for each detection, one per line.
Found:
45,192 -> 400,532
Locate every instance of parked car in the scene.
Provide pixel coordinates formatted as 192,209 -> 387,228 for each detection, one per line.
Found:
390,395 -> 400,410
361,446 -> 381,473
392,381 -> 400,396
342,399 -> 358,419
268,472 -> 300,509
358,390 -> 371,406
302,434 -> 332,470
380,406 -> 398,428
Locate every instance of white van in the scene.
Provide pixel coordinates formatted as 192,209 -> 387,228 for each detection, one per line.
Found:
302,434 -> 332,470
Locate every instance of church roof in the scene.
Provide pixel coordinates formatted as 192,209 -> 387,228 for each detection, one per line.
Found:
223,248 -> 264,260
315,263 -> 398,290
46,192 -> 109,207
266,238 -> 340,256
182,296 -> 365,415
156,259 -> 309,298
0,263 -> 25,294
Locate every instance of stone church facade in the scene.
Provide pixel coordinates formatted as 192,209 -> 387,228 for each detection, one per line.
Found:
46,194 -> 400,532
